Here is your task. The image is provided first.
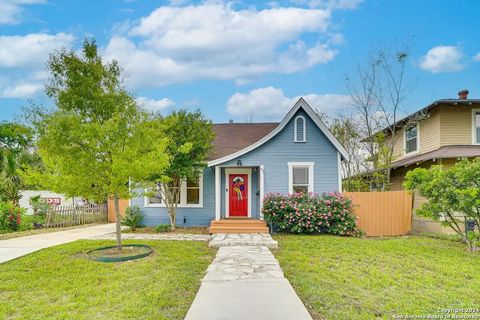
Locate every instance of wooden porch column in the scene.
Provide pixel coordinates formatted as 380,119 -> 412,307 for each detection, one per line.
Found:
215,165 -> 221,221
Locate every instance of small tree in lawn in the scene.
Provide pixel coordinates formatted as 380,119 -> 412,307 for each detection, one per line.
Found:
404,158 -> 480,251
26,40 -> 169,250
148,110 -> 214,230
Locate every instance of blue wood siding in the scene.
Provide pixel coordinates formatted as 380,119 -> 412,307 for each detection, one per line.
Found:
131,168 -> 215,227
220,109 -> 340,195
132,107 -> 339,227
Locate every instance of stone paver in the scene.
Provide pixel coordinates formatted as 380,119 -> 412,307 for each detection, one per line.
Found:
88,233 -> 210,241
0,223 -> 116,264
209,232 -> 278,248
204,245 -> 284,281
185,233 -> 312,320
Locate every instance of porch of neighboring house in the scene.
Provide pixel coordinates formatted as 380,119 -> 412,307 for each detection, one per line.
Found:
208,164 -> 269,233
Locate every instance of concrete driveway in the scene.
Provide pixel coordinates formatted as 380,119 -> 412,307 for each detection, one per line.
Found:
0,223 -> 116,264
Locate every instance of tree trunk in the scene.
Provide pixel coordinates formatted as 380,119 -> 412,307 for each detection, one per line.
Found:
168,206 -> 177,231
113,192 -> 122,251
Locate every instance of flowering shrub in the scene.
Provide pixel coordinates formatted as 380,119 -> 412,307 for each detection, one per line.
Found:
0,201 -> 25,231
262,192 -> 360,235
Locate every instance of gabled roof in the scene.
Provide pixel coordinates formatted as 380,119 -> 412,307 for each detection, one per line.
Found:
208,123 -> 278,160
208,98 -> 349,167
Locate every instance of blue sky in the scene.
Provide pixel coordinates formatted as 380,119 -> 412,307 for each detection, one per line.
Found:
1,0 -> 479,123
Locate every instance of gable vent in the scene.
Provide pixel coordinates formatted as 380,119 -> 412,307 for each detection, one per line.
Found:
294,115 -> 306,142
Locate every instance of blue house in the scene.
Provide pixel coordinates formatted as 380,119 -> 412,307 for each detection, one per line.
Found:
131,98 -> 348,231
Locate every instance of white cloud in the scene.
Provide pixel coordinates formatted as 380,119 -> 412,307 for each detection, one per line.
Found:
104,3 -> 338,88
419,46 -> 464,73
291,0 -> 363,10
0,33 -> 75,100
0,33 -> 75,69
136,96 -> 175,112
473,53 -> 480,62
0,0 -> 46,25
226,87 -> 352,121
1,83 -> 42,98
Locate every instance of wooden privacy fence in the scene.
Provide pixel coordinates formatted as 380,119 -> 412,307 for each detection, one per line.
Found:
344,191 -> 412,236
107,198 -> 129,222
44,204 -> 108,228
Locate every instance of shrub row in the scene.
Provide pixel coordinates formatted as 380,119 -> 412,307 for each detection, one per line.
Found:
262,192 -> 359,235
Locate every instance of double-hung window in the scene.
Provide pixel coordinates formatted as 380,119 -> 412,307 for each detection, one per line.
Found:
473,110 -> 480,144
404,124 -> 418,154
145,175 -> 203,207
288,162 -> 314,194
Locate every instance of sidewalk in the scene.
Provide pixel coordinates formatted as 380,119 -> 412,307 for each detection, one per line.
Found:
185,234 -> 312,320
0,223 -> 116,264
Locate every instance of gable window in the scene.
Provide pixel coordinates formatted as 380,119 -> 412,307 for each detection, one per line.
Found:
288,162 -> 314,194
294,116 -> 306,142
145,175 -> 203,207
404,124 -> 418,154
473,110 -> 480,144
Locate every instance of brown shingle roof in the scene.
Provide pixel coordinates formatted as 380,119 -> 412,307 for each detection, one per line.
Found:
391,145 -> 480,169
208,123 -> 279,160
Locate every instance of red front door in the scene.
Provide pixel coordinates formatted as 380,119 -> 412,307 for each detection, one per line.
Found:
229,174 -> 248,217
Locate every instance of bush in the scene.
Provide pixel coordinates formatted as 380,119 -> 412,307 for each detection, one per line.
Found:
121,206 -> 144,231
155,224 -> 171,233
0,202 -> 25,231
262,192 -> 359,235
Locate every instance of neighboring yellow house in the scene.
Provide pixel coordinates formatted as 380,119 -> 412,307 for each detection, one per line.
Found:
383,90 -> 480,233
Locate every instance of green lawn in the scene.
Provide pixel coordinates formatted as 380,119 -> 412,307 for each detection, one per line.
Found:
0,240 -> 215,320
274,235 -> 480,320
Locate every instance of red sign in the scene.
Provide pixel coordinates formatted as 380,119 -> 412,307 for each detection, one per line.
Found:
46,198 -> 61,206
229,174 -> 248,217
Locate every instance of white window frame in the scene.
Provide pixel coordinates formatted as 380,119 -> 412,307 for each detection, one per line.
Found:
294,115 -> 306,142
144,175 -> 203,208
404,123 -> 419,156
472,109 -> 480,145
288,162 -> 314,194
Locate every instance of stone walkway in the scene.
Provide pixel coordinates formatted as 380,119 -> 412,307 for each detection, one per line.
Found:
88,233 -> 210,241
185,233 -> 312,320
209,233 -> 278,248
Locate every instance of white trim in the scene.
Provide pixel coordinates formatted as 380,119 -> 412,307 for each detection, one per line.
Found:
288,162 -> 314,194
144,175 -> 204,208
404,122 -> 420,156
208,98 -> 348,167
294,115 -> 306,142
215,166 -> 221,220
224,168 -> 252,218
472,109 -> 480,145
259,164 -> 265,220
337,152 -> 342,192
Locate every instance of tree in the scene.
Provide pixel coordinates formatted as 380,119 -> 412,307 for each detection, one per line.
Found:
148,110 -> 214,230
404,159 -> 480,251
0,122 -> 39,205
26,40 -> 169,250
345,45 -> 423,188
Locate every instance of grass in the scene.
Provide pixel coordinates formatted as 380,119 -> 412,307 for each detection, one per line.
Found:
274,235 -> 480,320
124,226 -> 209,235
0,223 -> 104,240
0,239 -> 216,320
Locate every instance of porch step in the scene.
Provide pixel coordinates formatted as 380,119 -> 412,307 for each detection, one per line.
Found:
209,219 -> 269,234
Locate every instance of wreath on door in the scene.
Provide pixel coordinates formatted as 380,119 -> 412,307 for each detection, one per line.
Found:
232,176 -> 245,200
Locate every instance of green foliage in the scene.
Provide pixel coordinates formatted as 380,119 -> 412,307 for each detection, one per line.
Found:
262,192 -> 359,235
155,224 -> 171,233
25,40 -> 170,249
404,158 -> 480,251
121,206 -> 144,231
29,195 -> 49,216
148,109 -> 214,229
0,122 -> 41,205
0,201 -> 25,231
